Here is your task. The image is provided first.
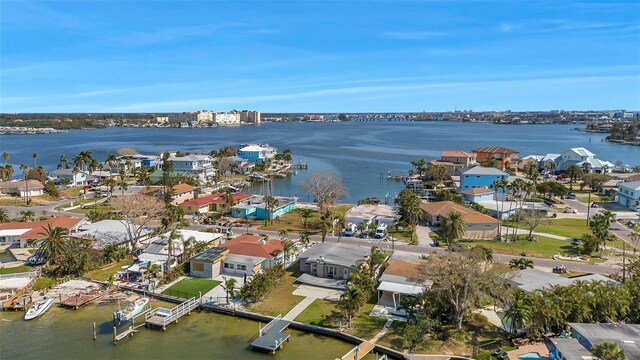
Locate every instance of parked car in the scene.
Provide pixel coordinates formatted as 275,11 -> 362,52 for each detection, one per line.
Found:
565,193 -> 576,199
563,207 -> 578,214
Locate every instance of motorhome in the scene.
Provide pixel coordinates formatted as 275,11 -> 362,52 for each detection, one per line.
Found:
374,223 -> 388,239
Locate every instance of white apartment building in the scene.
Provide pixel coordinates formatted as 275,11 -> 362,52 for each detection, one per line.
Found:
170,111 -> 213,125
213,112 -> 241,125
167,154 -> 215,181
240,110 -> 261,124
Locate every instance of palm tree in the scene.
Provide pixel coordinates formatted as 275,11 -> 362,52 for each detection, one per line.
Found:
591,341 -> 627,360
333,213 -> 346,243
181,235 -> 196,262
299,232 -> 310,248
442,211 -> 466,253
357,220 -> 369,238
103,177 -> 116,196
222,188 -> 234,214
320,212 -> 333,243
4,164 -> 13,182
282,240 -> 295,267
338,285 -> 364,328
299,208 -> 313,231
32,152 -> 38,168
0,208 -> 9,223
164,229 -> 183,270
491,179 -> 508,240
36,225 -> 69,264
59,154 -> 69,169
504,290 -> 531,335
2,151 -> 8,166
263,195 -> 279,225
278,229 -> 289,241
509,258 -> 534,269
566,164 -> 583,191
20,210 -> 36,221
19,164 -> 30,204
365,246 -> 387,277
222,277 -> 237,304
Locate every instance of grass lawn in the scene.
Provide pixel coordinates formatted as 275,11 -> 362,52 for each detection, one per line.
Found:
71,203 -> 112,214
61,186 -> 84,198
0,265 -> 34,275
0,194 -> 57,206
84,258 -> 134,282
461,235 -> 582,259
247,261 -> 305,317
576,194 -> 610,203
256,205 -> 353,235
33,277 -> 57,291
527,218 -> 591,239
162,278 -> 221,299
390,228 -> 417,244
294,297 -> 387,340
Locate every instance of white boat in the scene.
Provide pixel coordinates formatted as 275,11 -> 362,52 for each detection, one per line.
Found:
24,298 -> 54,320
114,297 -> 149,322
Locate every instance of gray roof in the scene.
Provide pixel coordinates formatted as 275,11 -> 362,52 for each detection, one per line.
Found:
507,269 -> 619,292
299,243 -> 370,268
75,220 -> 153,249
569,323 -> 640,359
619,181 -> 640,191
550,338 -> 593,360
461,165 -> 508,176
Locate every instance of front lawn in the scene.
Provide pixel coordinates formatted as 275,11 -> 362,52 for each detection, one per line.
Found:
0,265 -> 34,275
84,258 -> 134,282
246,260 -> 305,317
390,228 -> 417,244
256,205 -> 353,235
162,278 -> 221,299
33,277 -> 57,291
526,218 -> 591,239
461,235 -> 582,259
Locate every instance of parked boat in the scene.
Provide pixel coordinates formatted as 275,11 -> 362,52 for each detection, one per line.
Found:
114,296 -> 149,323
24,298 -> 54,320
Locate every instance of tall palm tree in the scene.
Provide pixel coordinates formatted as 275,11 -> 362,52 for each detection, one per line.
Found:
365,246 -> 387,277
591,341 -> 627,360
338,285 -> 364,328
164,229 -> 183,270
222,188 -> 234,214
19,164 -> 30,204
320,213 -> 332,243
442,210 -> 466,253
566,164 -> 583,191
1,151 -> 8,166
509,258 -> 534,269
59,154 -> 69,169
299,208 -> 313,231
0,208 -> 10,222
299,232 -> 310,248
20,210 -> 35,221
278,229 -> 289,241
282,240 -> 295,267
4,164 -> 13,182
504,290 -> 531,335
491,179 -> 508,240
333,212 -> 346,243
32,152 -> 38,168
405,195 -> 423,244
222,277 -> 237,304
263,195 -> 278,225
36,225 -> 69,264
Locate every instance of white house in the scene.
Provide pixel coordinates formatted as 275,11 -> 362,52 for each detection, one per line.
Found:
576,158 -> 616,174
167,154 -> 215,180
50,169 -> 87,186
617,181 -> 640,210
0,180 -> 45,197
75,220 -> 154,249
559,147 -> 595,170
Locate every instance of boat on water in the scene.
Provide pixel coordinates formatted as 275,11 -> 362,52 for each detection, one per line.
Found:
24,298 -> 54,320
114,296 -> 149,323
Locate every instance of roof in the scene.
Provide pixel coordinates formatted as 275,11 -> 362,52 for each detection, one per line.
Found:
379,261 -> 433,289
0,216 -> 83,240
75,220 -> 153,248
0,180 -> 45,191
550,338 -> 593,360
508,269 -> 619,292
461,165 -> 509,176
222,234 -> 283,259
239,145 -> 268,152
179,193 -> 252,207
567,147 -> 595,157
420,201 -> 498,224
378,281 -> 425,296
441,150 -> 474,158
429,160 -> 459,167
619,181 -> 640,191
298,243 -> 370,268
345,205 -> 397,222
139,183 -> 196,195
577,158 -> 615,169
167,154 -> 212,162
191,247 -> 229,263
51,169 -> 85,176
568,323 -> 640,358
472,146 -> 518,154
461,187 -> 494,195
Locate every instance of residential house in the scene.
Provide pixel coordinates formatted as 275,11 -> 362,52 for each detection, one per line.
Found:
139,183 -> 197,205
298,243 -> 370,286
558,147 -> 596,171
238,144 -> 277,164
179,193 -> 252,215
219,156 -> 255,174
506,269 -> 618,292
577,158 -> 616,174
420,201 -> 498,239
377,260 -> 432,309
550,323 -> 640,360
520,153 -> 561,171
617,181 -> 640,209
220,234 -> 285,276
167,154 -> 215,180
136,230 -> 224,272
472,146 -> 519,170
148,170 -> 197,184
189,247 -> 230,279
461,187 -> 495,203
231,195 -> 297,220
0,216 -> 83,248
459,165 -> 509,191
440,150 -> 477,166
50,169 -> 87,186
345,204 -> 397,227
75,220 -> 154,249
428,160 -> 464,176
117,154 -> 160,168
0,180 -> 45,197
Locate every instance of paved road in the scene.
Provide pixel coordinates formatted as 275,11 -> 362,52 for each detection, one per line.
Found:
193,224 -> 620,275
0,195 -> 99,219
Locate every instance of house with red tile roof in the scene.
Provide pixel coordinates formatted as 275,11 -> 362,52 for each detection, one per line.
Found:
472,146 -> 519,170
441,150 -> 477,167
179,193 -> 253,215
219,234 -> 285,276
420,201 -> 497,239
138,183 -> 196,205
0,216 -> 84,248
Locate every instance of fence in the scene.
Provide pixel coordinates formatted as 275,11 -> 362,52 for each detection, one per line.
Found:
0,269 -> 40,280
159,289 -> 230,307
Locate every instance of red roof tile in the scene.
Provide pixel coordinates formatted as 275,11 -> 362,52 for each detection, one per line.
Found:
222,234 -> 284,259
420,201 -> 497,224
441,150 -> 474,158
472,146 -> 518,154
0,216 -> 83,240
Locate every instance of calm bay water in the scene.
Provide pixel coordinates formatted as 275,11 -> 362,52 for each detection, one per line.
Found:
0,304 -> 356,359
1,122 -> 638,203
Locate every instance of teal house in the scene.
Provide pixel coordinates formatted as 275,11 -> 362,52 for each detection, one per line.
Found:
231,195 -> 297,220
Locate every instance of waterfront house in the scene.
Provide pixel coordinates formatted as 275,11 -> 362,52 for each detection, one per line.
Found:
50,169 -> 87,186
148,170 -> 197,184
179,192 -> 252,215
231,195 -> 296,220
459,165 -> 509,192
137,230 -> 223,272
220,156 -> 255,174
576,157 -> 616,174
0,180 -> 45,198
297,243 -> 370,285
428,160 -> 463,176
549,323 -> 640,360
238,144 -> 277,164
75,220 -> 154,249
461,187 -> 495,203
420,201 -> 498,239
617,181 -> 640,209
189,247 -> 230,279
440,150 -> 477,167
558,147 -> 596,171
471,146 -> 519,170
167,154 -> 215,180
139,183 -> 196,205
220,234 -> 285,276
520,153 -> 561,171
117,154 -> 160,168
345,204 -> 397,227
0,216 -> 83,248
377,260 -> 432,309
506,269 -> 618,293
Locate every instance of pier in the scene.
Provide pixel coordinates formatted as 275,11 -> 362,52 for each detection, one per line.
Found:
144,295 -> 201,330
112,307 -> 153,343
336,341 -> 376,360
250,314 -> 291,353
60,288 -> 109,309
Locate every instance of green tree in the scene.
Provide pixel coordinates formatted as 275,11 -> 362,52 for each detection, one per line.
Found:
298,232 -> 310,248
509,258 -> 534,269
442,210 -> 466,253
365,246 -> 388,277
333,212 -> 346,243
299,208 -> 313,231
320,212 -> 333,243
504,290 -> 531,335
263,195 -> 279,225
36,225 -> 70,264
222,277 -> 237,304
591,341 -> 628,360
338,285 -> 364,328
32,152 -> 38,168
20,210 -> 35,221
566,163 -> 583,191
282,240 -> 295,267
0,208 -> 9,223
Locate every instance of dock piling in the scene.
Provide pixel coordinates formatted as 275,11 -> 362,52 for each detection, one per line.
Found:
93,322 -> 97,340
113,326 -> 117,344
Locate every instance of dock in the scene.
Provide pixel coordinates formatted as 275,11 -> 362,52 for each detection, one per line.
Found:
60,289 -> 108,309
144,295 -> 201,330
250,314 -> 291,353
112,307 -> 153,343
336,341 -> 376,360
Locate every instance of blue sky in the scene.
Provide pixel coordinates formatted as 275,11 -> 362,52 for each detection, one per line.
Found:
1,0 -> 639,113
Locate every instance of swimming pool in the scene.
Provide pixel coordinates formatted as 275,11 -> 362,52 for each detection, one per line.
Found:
518,352 -> 543,360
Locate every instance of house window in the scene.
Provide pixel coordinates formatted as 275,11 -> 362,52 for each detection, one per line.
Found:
237,265 -> 247,271
223,263 -> 229,268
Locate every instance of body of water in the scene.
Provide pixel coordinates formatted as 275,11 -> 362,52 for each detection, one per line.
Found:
1,122 -> 638,203
0,303 -> 356,359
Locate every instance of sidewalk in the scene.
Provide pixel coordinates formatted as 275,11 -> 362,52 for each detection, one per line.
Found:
283,296 -> 315,321
415,225 -> 433,247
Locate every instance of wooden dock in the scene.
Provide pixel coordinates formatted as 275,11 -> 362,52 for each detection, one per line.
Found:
250,315 -> 291,353
144,296 -> 201,330
60,289 -> 108,309
112,307 -> 153,343
336,341 -> 376,360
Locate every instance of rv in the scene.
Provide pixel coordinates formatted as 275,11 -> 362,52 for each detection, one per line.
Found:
374,223 -> 388,239
343,223 -> 357,236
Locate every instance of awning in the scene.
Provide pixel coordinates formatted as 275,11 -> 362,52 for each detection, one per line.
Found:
377,281 -> 425,296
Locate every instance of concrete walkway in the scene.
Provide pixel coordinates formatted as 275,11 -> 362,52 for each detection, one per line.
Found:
415,225 -> 433,247
283,296 -> 315,321
369,319 -> 394,343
